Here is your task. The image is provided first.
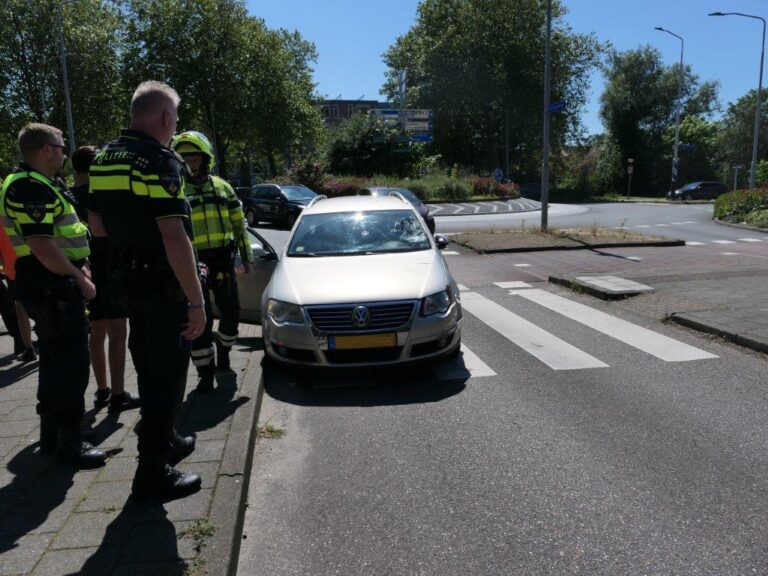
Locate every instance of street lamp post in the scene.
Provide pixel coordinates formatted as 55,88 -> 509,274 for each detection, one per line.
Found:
655,27 -> 684,193
56,2 -> 76,155
709,12 -> 766,189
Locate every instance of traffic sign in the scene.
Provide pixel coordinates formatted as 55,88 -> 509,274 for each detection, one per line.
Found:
547,100 -> 566,114
370,109 -> 400,117
404,109 -> 433,120
410,133 -> 433,143
405,121 -> 433,132
492,168 -> 504,182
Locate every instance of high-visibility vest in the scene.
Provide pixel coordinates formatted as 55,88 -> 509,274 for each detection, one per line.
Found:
0,170 -> 90,261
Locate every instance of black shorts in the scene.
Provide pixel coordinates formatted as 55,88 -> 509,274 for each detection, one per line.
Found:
86,238 -> 126,321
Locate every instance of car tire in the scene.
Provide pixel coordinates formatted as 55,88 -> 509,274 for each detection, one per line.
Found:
246,209 -> 258,226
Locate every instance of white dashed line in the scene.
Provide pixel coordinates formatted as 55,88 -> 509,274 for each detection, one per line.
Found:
712,240 -> 737,244
739,238 -> 763,242
494,281 -> 532,289
686,241 -> 705,246
442,251 -> 460,255
513,263 -> 532,267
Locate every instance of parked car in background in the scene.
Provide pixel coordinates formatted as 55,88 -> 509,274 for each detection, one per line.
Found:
234,186 -> 250,202
260,195 -> 462,368
667,181 -> 728,201
243,183 -> 318,228
357,186 -> 436,233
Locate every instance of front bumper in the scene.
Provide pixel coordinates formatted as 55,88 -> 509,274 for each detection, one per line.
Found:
263,302 -> 462,368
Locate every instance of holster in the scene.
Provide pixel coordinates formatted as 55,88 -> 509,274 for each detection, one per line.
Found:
35,278 -> 87,341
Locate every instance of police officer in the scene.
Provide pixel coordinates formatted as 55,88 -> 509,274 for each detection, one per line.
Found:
89,81 -> 204,499
0,123 -> 105,467
172,131 -> 254,392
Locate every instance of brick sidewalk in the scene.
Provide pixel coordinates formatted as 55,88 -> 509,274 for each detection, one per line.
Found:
0,321 -> 264,576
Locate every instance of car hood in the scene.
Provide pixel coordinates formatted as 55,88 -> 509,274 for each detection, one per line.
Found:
268,250 -> 450,305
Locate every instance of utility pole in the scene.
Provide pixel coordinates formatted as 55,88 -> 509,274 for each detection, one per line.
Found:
505,109 -> 510,181
540,0 -> 552,231
56,2 -> 75,155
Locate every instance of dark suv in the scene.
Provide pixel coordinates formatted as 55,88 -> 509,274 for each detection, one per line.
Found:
668,181 -> 728,201
243,184 -> 317,228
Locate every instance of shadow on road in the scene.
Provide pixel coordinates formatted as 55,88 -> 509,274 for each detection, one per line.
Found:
264,359 -> 467,408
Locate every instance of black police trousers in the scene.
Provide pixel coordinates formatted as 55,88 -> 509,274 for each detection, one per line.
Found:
17,277 -> 89,430
120,276 -> 190,457
192,248 -> 240,373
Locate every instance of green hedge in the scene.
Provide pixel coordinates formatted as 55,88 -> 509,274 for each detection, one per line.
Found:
714,188 -> 768,222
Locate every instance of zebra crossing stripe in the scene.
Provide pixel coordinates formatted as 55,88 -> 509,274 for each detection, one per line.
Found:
739,238 -> 763,242
512,289 -> 717,362
432,344 -> 497,380
713,240 -> 736,244
686,241 -> 705,246
460,291 -> 608,370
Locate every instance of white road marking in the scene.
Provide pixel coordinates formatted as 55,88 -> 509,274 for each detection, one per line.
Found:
712,240 -> 736,244
442,251 -> 460,255
686,241 -> 705,246
683,221 -> 698,224
739,238 -> 763,242
655,224 -> 671,227
457,284 -> 469,291
514,289 -> 717,362
433,344 -> 497,380
494,281 -> 532,289
513,263 -> 531,267
720,252 -> 740,256
670,222 -> 688,225
460,291 -> 607,370
635,225 -> 652,228
625,256 -> 642,261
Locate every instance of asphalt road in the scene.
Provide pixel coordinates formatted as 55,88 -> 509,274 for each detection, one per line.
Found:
237,224 -> 768,575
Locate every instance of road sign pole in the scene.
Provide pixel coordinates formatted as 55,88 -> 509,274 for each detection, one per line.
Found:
540,0 -> 552,232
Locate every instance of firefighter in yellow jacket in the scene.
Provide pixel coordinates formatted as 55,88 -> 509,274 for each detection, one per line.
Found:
173,131 -> 254,392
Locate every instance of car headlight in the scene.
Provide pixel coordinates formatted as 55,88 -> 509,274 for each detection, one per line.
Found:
421,290 -> 451,316
266,299 -> 305,324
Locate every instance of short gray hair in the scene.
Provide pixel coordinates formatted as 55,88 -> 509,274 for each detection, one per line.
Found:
130,81 -> 180,118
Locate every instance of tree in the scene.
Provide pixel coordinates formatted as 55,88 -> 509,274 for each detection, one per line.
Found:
716,90 -> 768,188
0,0 -> 125,171
123,0 -> 322,177
598,46 -> 719,194
381,0 -> 603,177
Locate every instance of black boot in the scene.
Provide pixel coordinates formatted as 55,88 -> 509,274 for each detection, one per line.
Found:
131,451 -> 201,500
168,431 -> 196,464
108,390 -> 141,413
195,364 -> 215,393
39,414 -> 57,453
216,343 -> 231,372
57,428 -> 107,468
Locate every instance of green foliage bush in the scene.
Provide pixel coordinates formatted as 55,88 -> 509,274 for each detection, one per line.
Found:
284,158 -> 327,192
714,188 -> 768,222
743,209 -> 768,228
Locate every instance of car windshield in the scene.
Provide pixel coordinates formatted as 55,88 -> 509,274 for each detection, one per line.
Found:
369,188 -> 422,205
287,209 -> 431,257
282,186 -> 316,201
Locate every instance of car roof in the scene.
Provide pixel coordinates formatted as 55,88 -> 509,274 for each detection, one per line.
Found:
303,195 -> 412,215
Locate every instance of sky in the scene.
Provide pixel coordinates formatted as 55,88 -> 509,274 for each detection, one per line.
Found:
248,0 -> 768,135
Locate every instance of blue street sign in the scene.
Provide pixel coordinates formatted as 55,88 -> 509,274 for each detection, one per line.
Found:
410,133 -> 434,143
492,168 -> 504,182
547,100 -> 566,114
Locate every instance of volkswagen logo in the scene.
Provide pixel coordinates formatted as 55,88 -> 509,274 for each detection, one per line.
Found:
351,306 -> 371,328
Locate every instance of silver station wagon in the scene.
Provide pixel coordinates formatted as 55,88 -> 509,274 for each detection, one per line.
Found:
256,194 -> 462,368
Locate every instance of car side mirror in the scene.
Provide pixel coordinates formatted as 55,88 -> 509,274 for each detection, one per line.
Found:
434,234 -> 449,250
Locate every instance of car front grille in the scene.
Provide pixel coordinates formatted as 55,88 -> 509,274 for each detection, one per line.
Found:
306,301 -> 417,333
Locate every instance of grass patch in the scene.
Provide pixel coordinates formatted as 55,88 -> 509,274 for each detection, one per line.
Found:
450,226 -> 669,252
256,422 -> 285,439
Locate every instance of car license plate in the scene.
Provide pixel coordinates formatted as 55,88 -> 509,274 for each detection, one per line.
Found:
331,333 -> 396,350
